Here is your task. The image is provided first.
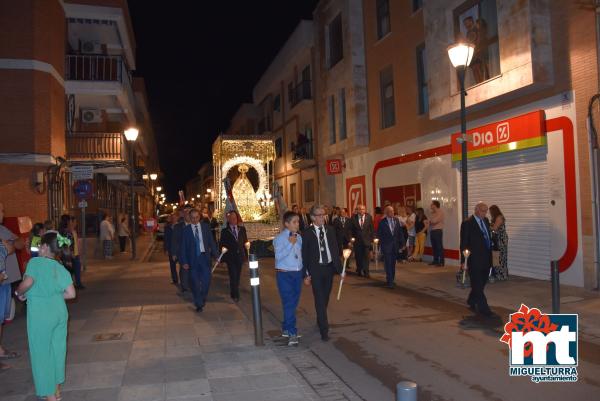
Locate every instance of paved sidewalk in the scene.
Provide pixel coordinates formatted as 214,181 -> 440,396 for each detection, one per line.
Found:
0,244 -> 361,401
365,259 -> 600,343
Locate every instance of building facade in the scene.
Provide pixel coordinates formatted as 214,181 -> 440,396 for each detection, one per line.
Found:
0,0 -> 159,235
341,0 -> 598,288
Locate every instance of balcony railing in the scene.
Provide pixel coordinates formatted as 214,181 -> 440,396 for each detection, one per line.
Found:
257,117 -> 272,134
292,139 -> 314,161
66,132 -> 127,162
65,54 -> 128,83
290,80 -> 312,108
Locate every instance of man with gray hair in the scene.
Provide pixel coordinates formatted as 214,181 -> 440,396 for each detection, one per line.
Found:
460,202 -> 495,318
301,205 -> 343,341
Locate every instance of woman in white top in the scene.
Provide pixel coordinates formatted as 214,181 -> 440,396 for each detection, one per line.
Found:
99,215 -> 115,259
117,217 -> 130,253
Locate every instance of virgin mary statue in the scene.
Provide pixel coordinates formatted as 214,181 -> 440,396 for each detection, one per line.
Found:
232,164 -> 262,220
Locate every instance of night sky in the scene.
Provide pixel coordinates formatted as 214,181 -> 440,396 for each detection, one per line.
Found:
128,1 -> 319,201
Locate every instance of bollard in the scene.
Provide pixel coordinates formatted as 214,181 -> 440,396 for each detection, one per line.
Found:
249,254 -> 264,346
396,381 -> 417,401
551,260 -> 560,314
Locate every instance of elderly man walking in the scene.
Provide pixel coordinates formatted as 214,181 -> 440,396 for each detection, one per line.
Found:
377,206 -> 405,289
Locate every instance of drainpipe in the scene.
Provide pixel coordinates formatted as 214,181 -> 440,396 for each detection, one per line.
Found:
591,0 -> 600,290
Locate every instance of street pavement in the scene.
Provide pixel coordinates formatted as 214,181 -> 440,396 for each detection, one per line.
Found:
0,236 -> 360,401
233,256 -> 600,401
1,235 -> 599,401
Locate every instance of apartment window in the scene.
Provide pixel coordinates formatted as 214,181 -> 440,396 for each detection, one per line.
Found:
290,183 -> 297,205
416,44 -> 428,115
379,66 -> 395,128
454,0 -> 500,87
412,0 -> 422,12
287,82 -> 295,107
376,0 -> 391,39
339,88 -> 347,140
275,137 -> 282,158
328,95 -> 336,144
273,94 -> 281,112
326,14 -> 343,68
304,179 -> 315,203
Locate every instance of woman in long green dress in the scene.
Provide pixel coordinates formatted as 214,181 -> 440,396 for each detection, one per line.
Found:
16,232 -> 76,401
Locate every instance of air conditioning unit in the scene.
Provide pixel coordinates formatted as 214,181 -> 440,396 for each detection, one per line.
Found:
81,108 -> 102,123
81,40 -> 102,54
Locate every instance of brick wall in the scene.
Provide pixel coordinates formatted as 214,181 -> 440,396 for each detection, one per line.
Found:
0,164 -> 49,223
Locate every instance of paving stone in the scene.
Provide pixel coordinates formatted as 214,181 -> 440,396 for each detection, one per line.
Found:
118,383 -> 165,401
165,379 -> 211,399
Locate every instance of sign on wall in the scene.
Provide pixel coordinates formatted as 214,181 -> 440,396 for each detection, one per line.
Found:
346,176 -> 366,213
451,110 -> 546,161
326,159 -> 343,175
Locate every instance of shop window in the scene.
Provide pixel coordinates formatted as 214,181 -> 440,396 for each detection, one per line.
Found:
454,0 -> 500,87
380,66 -> 395,128
416,44 -> 428,115
304,179 -> 315,203
376,0 -> 391,39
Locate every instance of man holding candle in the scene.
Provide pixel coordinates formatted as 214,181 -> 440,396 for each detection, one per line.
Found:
180,209 -> 219,312
460,202 -> 495,317
302,205 -> 343,341
219,211 -> 248,303
273,211 -> 304,346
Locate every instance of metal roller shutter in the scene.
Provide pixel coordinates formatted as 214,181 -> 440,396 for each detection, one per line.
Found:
467,146 -> 550,280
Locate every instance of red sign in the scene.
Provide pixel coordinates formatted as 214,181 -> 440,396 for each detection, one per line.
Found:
346,176 -> 366,213
451,110 -> 546,161
326,159 -> 343,175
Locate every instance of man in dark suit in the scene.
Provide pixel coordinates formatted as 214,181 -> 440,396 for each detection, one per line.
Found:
377,206 -> 405,288
460,202 -> 494,317
219,211 -> 248,302
171,209 -> 190,294
352,204 -> 374,277
180,208 -> 219,312
299,206 -> 311,231
163,213 -> 178,285
333,208 -> 352,254
302,205 -> 343,341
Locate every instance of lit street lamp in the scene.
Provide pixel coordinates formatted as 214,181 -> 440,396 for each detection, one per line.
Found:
447,42 -> 474,221
124,127 -> 139,260
150,173 -> 158,181
156,186 -> 162,192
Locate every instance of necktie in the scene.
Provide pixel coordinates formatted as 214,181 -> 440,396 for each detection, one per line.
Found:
232,226 -> 238,240
389,218 -> 395,233
360,215 -> 364,228
194,225 -> 202,255
319,227 -> 329,264
478,219 -> 491,249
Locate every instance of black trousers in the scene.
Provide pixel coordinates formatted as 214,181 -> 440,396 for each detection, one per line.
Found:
310,263 -> 334,336
467,265 -> 491,313
354,243 -> 370,274
118,236 -> 127,252
226,260 -> 242,299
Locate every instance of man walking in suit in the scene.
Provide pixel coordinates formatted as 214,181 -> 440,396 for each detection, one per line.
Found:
377,206 -> 405,288
219,211 -> 248,303
299,207 -> 311,231
352,204 -> 374,277
171,209 -> 190,294
180,208 -> 219,312
302,205 -> 343,341
460,202 -> 495,317
333,208 -> 352,254
163,213 -> 178,285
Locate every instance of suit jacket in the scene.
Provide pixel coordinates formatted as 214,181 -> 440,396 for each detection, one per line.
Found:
352,213 -> 374,246
377,216 -> 405,254
299,213 -> 311,232
219,224 -> 248,265
301,225 -> 343,275
164,223 -> 173,253
460,215 -> 492,270
171,219 -> 185,261
333,217 -> 353,249
179,222 -> 219,268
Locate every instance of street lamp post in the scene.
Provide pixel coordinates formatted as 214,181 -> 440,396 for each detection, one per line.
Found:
124,128 -> 139,260
447,42 -> 474,221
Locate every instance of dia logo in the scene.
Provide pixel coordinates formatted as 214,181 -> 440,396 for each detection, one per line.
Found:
500,304 -> 578,383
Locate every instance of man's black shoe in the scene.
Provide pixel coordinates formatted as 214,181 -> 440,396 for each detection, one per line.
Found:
321,333 -> 330,342
196,306 -> 204,312
232,297 -> 240,303
364,272 -> 370,278
428,262 -> 437,266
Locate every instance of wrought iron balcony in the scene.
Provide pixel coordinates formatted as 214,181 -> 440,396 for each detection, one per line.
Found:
65,54 -> 129,83
291,138 -> 315,169
290,80 -> 312,108
66,132 -> 128,162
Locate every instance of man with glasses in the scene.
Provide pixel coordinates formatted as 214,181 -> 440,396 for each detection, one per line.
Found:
460,202 -> 495,318
180,209 -> 219,312
301,205 -> 343,341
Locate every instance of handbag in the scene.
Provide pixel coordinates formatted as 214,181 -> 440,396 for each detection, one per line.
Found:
492,250 -> 501,267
